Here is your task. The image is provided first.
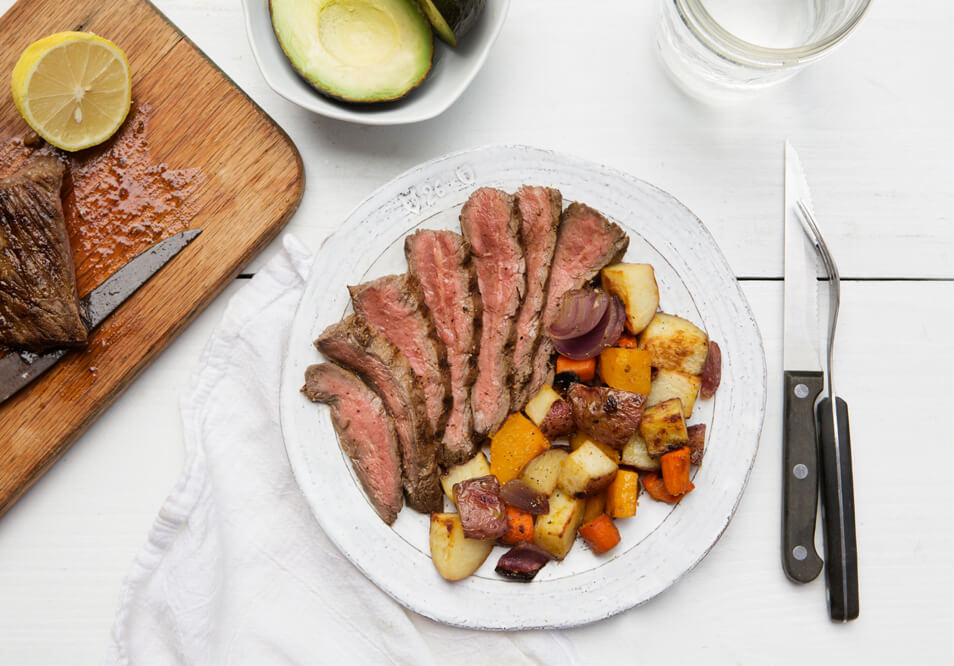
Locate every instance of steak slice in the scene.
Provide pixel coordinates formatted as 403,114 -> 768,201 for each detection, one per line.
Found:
315,314 -> 441,513
459,187 -> 525,438
0,155 -> 87,351
566,383 -> 647,450
525,203 -> 629,400
302,363 -> 403,524
510,186 -> 562,410
405,229 -> 481,465
350,273 -> 449,438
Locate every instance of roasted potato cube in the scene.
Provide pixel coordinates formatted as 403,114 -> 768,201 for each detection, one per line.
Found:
570,432 -> 621,463
640,398 -> 689,457
558,441 -> 619,498
429,513 -> 495,581
647,369 -> 702,418
524,385 -> 561,427
620,432 -> 661,471
638,313 -> 709,375
601,263 -> 660,334
700,340 -> 722,399
441,451 -> 491,502
533,489 -> 586,560
687,423 -> 706,466
490,413 -> 550,483
519,448 -> 568,495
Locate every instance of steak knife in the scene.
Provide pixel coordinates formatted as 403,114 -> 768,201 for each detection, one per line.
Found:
0,229 -> 201,404
783,142 -> 859,621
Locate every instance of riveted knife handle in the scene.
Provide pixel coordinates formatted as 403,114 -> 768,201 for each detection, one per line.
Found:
817,396 -> 859,621
782,371 -> 824,583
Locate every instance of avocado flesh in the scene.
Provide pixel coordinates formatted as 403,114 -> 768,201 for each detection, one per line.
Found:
270,0 -> 433,103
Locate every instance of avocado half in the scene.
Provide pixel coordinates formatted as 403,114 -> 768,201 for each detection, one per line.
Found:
269,0 -> 434,103
416,0 -> 485,47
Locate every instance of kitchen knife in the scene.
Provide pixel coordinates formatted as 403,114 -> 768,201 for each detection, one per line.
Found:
0,228 -> 201,404
782,141 -> 825,584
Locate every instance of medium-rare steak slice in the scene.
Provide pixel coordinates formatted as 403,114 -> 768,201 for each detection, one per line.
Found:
0,155 -> 87,351
510,186 -> 562,410
302,363 -> 403,524
315,314 -> 441,513
459,187 -> 525,438
350,273 -> 449,438
525,203 -> 629,400
566,383 -> 646,450
405,229 -> 481,465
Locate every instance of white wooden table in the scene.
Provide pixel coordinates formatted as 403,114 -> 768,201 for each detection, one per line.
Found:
1,1 -> 951,663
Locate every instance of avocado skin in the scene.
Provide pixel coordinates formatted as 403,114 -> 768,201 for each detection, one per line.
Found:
269,0 -> 434,104
417,0 -> 486,46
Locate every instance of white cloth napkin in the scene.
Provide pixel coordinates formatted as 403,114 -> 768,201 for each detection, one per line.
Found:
104,235 -> 580,666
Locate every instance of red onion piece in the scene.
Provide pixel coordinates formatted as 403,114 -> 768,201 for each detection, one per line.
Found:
495,543 -> 554,581
499,479 -> 550,515
547,289 -> 609,340
551,295 -> 627,360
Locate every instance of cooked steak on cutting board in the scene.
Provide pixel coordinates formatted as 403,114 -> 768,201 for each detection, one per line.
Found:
302,363 -> 404,524
524,202 -> 629,401
405,229 -> 481,465
0,155 -> 87,351
315,314 -> 442,513
350,273 -> 450,438
459,187 -> 526,439
510,186 -> 562,411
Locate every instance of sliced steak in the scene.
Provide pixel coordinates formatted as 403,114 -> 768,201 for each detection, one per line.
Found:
315,314 -> 441,513
0,155 -> 87,351
567,383 -> 646,450
525,203 -> 629,400
510,186 -> 562,410
302,363 -> 403,524
349,273 -> 449,438
453,475 -> 507,540
405,229 -> 481,465
459,187 -> 525,438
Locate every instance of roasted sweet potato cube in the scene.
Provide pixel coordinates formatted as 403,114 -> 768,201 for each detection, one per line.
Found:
638,313 -> 709,375
647,369 -> 702,418
639,398 -> 689,457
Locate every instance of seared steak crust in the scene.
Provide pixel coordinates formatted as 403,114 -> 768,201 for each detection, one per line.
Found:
405,229 -> 481,465
525,203 -> 629,400
315,314 -> 441,513
567,383 -> 646,450
459,187 -> 525,438
350,273 -> 450,438
510,186 -> 562,410
303,363 -> 403,524
0,155 -> 87,351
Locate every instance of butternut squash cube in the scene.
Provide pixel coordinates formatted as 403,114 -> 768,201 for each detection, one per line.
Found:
606,469 -> 639,518
599,347 -> 652,396
490,413 -> 550,484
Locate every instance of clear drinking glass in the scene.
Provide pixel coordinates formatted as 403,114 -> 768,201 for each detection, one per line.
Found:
656,0 -> 872,103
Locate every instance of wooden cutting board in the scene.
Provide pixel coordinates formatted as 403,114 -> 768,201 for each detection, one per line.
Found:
0,0 -> 304,516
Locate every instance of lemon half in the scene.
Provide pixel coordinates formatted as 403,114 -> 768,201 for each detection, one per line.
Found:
11,32 -> 131,152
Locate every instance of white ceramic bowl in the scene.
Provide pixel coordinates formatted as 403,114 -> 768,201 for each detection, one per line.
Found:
242,0 -> 511,125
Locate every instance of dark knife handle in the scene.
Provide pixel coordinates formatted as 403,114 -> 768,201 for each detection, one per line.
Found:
817,396 -> 859,621
782,370 -> 824,583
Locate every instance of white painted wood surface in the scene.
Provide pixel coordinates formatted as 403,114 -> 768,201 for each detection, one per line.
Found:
0,0 -> 951,664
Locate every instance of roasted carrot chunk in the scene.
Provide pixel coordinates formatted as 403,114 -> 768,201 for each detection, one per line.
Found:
500,506 -> 534,545
606,469 -> 639,518
615,333 -> 639,349
578,514 -> 621,554
641,471 -> 693,503
556,355 -> 596,382
661,447 -> 692,496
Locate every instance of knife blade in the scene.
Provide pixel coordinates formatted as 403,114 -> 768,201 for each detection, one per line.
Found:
782,141 -> 825,583
0,229 -> 201,404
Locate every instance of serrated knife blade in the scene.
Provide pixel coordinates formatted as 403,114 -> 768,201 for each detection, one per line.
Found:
0,229 -> 201,404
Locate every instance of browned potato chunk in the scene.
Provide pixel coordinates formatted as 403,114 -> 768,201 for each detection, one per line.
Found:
557,441 -> 619,498
533,489 -> 585,560
519,448 -> 568,495
687,423 -> 706,466
647,369 -> 702,418
429,513 -> 494,581
620,432 -> 661,471
601,263 -> 660,335
638,313 -> 709,375
524,385 -> 575,440
440,451 -> 491,503
569,432 -> 621,463
639,398 -> 689,457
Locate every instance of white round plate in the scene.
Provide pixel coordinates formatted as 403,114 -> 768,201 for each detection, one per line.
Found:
281,145 -> 766,630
